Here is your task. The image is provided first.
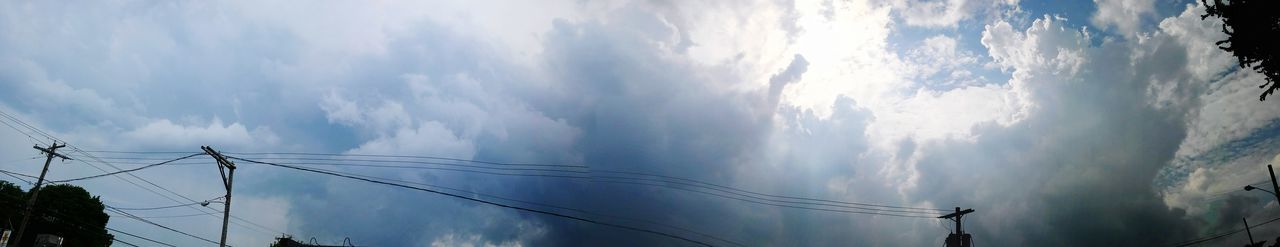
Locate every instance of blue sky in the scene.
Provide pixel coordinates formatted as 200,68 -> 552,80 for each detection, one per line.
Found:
2,0 -> 1279,246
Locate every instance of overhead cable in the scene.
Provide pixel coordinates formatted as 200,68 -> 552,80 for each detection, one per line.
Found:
52,153 -> 204,183
231,156 -> 720,247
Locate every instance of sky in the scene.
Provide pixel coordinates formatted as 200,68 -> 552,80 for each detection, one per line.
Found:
1,0 -> 1279,246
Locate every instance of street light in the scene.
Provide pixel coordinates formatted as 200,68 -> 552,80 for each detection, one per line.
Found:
1240,165 -> 1280,247
201,198 -> 227,207
1242,185 -> 1276,247
1245,185 -> 1277,197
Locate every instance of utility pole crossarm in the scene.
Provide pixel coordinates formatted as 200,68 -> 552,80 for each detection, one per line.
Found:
202,146 -> 236,191
938,209 -> 975,219
32,144 -> 71,161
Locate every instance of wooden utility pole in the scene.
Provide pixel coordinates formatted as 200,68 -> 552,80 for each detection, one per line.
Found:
1269,165 -> 1279,202
13,142 -> 71,247
202,146 -> 237,247
940,207 -> 975,247
1244,217 -> 1264,247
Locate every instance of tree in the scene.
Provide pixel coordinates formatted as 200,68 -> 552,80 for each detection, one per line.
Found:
0,181 -> 27,229
269,235 -> 304,247
1201,0 -> 1280,101
0,182 -> 112,247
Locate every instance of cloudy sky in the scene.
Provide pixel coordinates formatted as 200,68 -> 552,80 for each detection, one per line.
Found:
1,0 -> 1279,246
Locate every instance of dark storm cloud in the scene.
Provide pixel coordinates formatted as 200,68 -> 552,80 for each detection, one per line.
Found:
522,13 -> 787,245
254,22 -> 572,247
252,5 -> 820,246
291,4 -> 1280,245
900,10 -> 1247,245
5,1 -> 1280,246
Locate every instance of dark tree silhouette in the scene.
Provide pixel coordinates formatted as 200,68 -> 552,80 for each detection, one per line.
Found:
0,182 -> 112,247
0,181 -> 26,227
271,236 -> 303,247
1201,0 -> 1280,101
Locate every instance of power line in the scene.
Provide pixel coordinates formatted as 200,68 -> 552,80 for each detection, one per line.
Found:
1207,180 -> 1271,196
232,216 -> 280,237
198,159 -> 940,215
76,150 -> 949,213
66,155 -> 205,161
192,156 -> 583,173
255,162 -> 745,246
111,212 -> 219,219
263,159 -> 588,177
110,236 -> 140,247
77,150 -> 281,237
0,110 -> 58,147
1201,180 -> 1274,204
589,173 -> 946,214
61,151 -> 940,235
0,109 -> 283,237
55,157 -> 210,166
99,152 -> 278,236
590,179 -> 939,218
110,196 -> 223,211
589,170 -> 949,212
259,160 -> 591,179
0,111 -> 48,146
226,153 -> 947,213
84,152 -> 944,216
0,169 -> 38,184
1168,215 -> 1280,246
231,156 -> 721,247
107,227 -> 178,247
86,152 -> 947,214
4,107 -> 937,236
0,120 -> 948,245
0,156 -> 40,165
0,110 -> 223,214
43,209 -> 165,247
263,153 -> 948,211
0,109 -> 282,235
281,162 -> 929,245
94,152 -> 280,236
106,206 -> 222,246
226,152 -> 589,168
78,150 -> 197,154
82,150 -> 586,168
52,153 -> 204,183
0,168 -> 68,188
